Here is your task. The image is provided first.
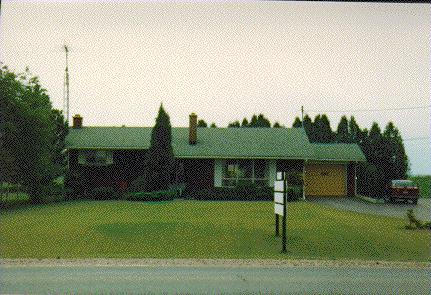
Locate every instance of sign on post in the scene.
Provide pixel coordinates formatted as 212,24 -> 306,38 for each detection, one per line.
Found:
274,172 -> 287,253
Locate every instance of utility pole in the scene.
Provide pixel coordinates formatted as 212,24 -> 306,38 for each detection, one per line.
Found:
63,44 -> 70,124
301,106 -> 304,128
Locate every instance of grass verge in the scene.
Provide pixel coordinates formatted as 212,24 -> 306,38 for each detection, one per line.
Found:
0,200 -> 429,261
410,175 -> 430,198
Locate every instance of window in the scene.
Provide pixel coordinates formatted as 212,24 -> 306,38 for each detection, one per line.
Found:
222,159 -> 268,187
78,150 -> 113,166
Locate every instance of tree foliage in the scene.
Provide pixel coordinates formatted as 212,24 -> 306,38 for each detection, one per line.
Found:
292,117 -> 302,128
336,116 -> 350,143
227,120 -> 240,128
0,65 -> 67,202
292,112 -> 409,197
197,119 -> 207,127
229,114 -> 272,128
135,104 -> 175,192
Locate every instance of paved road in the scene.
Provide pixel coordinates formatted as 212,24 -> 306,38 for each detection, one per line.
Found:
1,265 -> 429,294
309,197 -> 431,220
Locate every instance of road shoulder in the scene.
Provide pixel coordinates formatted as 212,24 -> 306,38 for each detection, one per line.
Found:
1,258 -> 429,269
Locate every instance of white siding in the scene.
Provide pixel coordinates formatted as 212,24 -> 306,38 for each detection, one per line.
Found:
214,159 -> 224,187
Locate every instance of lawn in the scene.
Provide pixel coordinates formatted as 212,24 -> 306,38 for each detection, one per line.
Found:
0,200 -> 429,261
410,175 -> 430,198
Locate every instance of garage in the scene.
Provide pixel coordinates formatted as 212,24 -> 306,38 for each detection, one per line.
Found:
304,164 -> 346,197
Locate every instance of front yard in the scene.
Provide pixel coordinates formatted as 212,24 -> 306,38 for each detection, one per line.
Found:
0,200 -> 429,261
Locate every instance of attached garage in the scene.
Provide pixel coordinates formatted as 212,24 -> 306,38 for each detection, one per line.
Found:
305,164 -> 346,197
304,143 -> 367,198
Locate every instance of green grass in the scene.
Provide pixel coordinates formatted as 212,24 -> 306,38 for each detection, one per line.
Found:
0,200 -> 429,261
410,175 -> 430,198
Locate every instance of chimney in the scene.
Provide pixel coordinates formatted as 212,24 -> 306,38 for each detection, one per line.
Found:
72,114 -> 83,128
189,113 -> 197,145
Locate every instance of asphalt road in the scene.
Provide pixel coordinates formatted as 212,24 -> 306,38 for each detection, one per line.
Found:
309,197 -> 431,220
1,265 -> 429,294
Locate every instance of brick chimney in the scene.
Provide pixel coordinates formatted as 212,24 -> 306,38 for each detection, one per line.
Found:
72,114 -> 83,128
189,113 -> 197,145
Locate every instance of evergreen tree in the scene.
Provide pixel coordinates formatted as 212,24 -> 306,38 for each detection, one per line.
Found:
141,104 -> 175,192
336,115 -> 350,143
349,116 -> 361,144
241,118 -> 249,127
273,122 -> 281,128
313,114 -> 334,143
292,117 -> 302,128
210,122 -> 217,128
227,121 -> 240,128
249,115 -> 258,127
255,114 -> 271,127
383,122 -> 409,180
197,119 -> 207,127
302,115 -> 314,142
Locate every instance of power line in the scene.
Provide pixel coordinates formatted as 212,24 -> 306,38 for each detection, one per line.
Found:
305,105 -> 431,113
403,137 -> 430,142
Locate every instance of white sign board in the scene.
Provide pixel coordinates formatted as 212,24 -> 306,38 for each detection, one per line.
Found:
274,180 -> 284,192
274,192 -> 284,204
276,172 -> 284,180
274,203 -> 284,216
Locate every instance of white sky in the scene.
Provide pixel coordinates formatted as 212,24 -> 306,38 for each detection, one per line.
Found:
1,1 -> 430,175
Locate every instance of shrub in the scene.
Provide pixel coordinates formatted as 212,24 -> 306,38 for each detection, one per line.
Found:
405,209 -> 430,230
186,185 -> 273,201
286,185 -> 303,201
91,186 -> 117,200
64,171 -> 86,200
126,189 -> 176,202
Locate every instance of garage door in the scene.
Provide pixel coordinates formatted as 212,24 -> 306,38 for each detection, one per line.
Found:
305,164 -> 346,197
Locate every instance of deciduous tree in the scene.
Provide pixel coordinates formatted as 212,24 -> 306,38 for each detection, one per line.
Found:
0,65 -> 65,202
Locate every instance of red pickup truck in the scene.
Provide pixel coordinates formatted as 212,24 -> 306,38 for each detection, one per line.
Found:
386,180 -> 420,204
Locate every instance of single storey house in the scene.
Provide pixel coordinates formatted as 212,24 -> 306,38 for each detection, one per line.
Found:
65,113 -> 366,197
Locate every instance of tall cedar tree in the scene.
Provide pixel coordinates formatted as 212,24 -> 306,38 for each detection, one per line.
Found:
383,122 -> 409,180
313,114 -> 335,143
292,117 -> 302,128
336,116 -> 350,143
141,104 -> 175,191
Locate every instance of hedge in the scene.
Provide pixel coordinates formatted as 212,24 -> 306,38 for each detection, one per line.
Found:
125,190 -> 177,202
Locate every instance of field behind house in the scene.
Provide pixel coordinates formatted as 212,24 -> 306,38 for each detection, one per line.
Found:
410,175 -> 431,198
0,200 -> 429,261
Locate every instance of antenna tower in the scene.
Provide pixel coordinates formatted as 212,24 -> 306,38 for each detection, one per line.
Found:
63,44 -> 70,124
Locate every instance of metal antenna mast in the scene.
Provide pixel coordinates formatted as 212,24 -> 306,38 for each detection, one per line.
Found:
301,106 -> 304,128
63,44 -> 70,124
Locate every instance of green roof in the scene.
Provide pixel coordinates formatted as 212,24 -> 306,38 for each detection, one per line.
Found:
310,143 -> 366,162
66,126 -> 365,161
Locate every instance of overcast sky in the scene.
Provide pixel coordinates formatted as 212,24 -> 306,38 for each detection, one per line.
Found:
1,1 -> 430,175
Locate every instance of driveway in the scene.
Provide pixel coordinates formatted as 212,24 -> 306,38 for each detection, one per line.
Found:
309,197 -> 431,221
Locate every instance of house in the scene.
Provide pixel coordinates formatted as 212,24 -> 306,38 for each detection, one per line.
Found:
65,113 -> 366,197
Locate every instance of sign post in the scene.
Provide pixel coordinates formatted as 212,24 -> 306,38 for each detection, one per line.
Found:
274,172 -> 287,253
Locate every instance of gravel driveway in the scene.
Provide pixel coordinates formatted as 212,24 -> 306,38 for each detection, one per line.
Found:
309,197 -> 430,221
